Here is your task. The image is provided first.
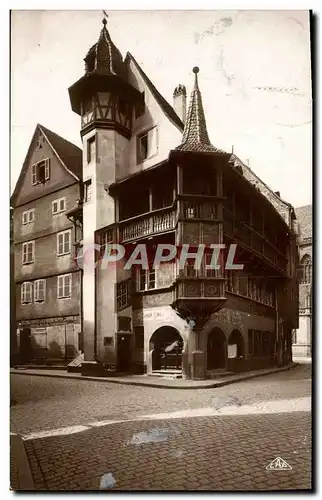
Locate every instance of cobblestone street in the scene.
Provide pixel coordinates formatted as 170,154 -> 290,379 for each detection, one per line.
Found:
10,364 -> 312,491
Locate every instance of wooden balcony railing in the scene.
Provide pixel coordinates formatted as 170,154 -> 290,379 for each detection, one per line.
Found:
181,200 -> 217,220
119,207 -> 176,243
223,209 -> 288,274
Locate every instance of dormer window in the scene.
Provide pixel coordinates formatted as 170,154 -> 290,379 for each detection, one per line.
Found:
32,159 -> 50,185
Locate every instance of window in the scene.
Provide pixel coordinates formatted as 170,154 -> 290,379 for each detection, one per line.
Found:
21,282 -> 33,304
139,268 -> 146,291
186,261 -> 197,278
22,241 -> 35,264
138,267 -> 157,291
83,97 -> 93,113
84,180 -> 92,202
118,316 -> 131,332
57,274 -> 72,298
104,337 -> 113,346
32,159 -> 50,184
117,281 -> 130,310
34,279 -> 46,302
22,209 -> 35,225
57,230 -> 71,256
100,228 -> 114,257
226,270 -> 233,292
52,197 -> 66,214
148,268 -> 156,289
301,255 -> 312,284
184,202 -> 200,219
205,252 -> 217,278
137,127 -> 157,163
32,164 -> 37,185
87,136 -> 96,164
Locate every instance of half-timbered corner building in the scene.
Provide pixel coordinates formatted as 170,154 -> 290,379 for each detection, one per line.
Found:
66,19 -> 299,379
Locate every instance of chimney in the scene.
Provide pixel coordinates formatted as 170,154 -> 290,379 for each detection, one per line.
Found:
173,84 -> 187,124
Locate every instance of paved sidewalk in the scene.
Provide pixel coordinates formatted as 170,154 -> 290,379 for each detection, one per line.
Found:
10,434 -> 35,491
11,362 -> 298,389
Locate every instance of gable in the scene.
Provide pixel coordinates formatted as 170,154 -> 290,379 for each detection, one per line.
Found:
121,53 -> 183,178
11,125 -> 82,208
125,53 -> 184,132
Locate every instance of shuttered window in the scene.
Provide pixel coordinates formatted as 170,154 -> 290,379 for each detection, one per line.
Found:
57,274 -> 72,298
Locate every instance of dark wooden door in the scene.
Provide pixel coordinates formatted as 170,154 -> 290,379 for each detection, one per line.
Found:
19,328 -> 32,363
207,331 -> 226,370
117,335 -> 132,373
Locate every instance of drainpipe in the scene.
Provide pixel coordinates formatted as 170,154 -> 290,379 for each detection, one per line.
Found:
274,285 -> 279,366
94,231 -> 98,360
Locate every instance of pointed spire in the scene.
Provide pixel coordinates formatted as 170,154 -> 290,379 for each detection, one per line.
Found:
176,67 -> 224,153
83,17 -> 124,77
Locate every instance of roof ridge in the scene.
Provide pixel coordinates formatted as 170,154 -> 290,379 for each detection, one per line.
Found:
231,153 -> 293,208
125,52 -> 184,131
37,124 -> 82,152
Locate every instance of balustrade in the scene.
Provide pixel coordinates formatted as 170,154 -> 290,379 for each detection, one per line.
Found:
119,208 -> 176,243
182,200 -> 217,220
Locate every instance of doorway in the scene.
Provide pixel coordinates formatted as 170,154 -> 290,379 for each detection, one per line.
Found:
207,328 -> 227,370
117,334 -> 132,372
150,326 -> 183,371
19,328 -> 32,364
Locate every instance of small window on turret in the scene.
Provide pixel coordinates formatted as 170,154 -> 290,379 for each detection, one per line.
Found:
87,136 -> 96,164
83,97 -> 93,114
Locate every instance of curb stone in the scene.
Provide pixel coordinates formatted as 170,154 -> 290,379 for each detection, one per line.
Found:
10,363 -> 298,390
10,434 -> 35,491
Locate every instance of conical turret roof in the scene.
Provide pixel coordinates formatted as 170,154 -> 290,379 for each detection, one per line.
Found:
176,67 -> 226,154
84,18 -> 125,78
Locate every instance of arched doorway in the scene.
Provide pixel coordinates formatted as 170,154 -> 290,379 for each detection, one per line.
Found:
228,329 -> 244,358
150,326 -> 183,371
207,328 -> 227,370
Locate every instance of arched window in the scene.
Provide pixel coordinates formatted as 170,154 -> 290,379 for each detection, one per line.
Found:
301,255 -> 312,284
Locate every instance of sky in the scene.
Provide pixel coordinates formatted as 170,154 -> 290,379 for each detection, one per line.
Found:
10,9 -> 312,207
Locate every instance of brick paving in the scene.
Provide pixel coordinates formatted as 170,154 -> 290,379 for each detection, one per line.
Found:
23,412 -> 311,491
10,364 -> 312,491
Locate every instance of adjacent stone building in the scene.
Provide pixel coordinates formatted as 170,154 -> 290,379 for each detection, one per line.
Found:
66,19 -> 299,379
11,124 -> 83,363
293,204 -> 312,357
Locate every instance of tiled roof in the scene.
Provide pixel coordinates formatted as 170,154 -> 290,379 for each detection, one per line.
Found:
39,125 -> 83,180
176,67 -> 227,155
84,19 -> 125,78
295,204 -> 312,241
125,53 -> 184,131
